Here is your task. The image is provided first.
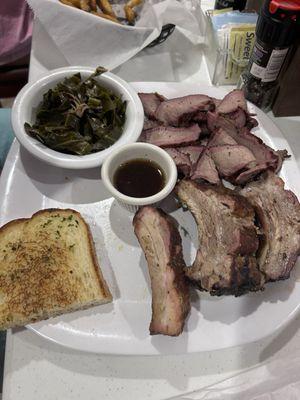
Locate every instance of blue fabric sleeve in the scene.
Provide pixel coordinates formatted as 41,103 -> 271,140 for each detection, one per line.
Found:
0,109 -> 15,169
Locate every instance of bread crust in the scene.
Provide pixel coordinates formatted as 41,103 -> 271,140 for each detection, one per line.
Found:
0,208 -> 112,330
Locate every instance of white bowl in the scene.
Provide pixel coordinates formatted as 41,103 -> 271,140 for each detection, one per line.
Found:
101,143 -> 178,212
11,66 -> 144,169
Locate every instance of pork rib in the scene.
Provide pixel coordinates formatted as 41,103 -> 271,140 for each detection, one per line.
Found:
133,207 -> 190,336
176,180 -> 264,296
239,172 -> 300,281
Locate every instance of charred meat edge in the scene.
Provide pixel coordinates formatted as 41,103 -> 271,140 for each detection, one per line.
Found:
176,180 -> 264,296
133,206 -> 190,336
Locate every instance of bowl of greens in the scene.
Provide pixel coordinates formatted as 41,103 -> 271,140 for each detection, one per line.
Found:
11,66 -> 144,169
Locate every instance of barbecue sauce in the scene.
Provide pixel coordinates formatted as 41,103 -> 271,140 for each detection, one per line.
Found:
114,159 -> 165,198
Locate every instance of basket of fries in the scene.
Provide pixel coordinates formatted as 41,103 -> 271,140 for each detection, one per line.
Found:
59,0 -> 144,25
58,0 -> 176,46
27,0 -> 205,69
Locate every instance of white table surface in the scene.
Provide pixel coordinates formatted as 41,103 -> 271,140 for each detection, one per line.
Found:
2,2 -> 300,399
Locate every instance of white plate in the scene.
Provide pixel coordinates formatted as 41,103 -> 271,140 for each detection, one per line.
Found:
1,83 -> 300,355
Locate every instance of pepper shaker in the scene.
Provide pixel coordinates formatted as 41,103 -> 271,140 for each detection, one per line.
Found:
238,0 -> 300,112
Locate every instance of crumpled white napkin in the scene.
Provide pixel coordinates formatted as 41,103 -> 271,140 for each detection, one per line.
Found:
27,0 -> 205,69
166,331 -> 300,400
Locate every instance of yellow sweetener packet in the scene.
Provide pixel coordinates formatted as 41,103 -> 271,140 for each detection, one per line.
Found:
224,25 -> 256,84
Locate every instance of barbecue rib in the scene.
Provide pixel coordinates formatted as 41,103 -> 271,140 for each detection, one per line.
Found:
133,207 -> 190,336
239,172 -> 300,281
176,180 -> 264,296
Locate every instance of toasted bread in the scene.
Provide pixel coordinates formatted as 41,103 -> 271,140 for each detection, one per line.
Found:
0,209 -> 112,330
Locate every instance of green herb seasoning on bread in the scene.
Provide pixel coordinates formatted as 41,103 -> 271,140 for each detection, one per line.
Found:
0,209 -> 112,330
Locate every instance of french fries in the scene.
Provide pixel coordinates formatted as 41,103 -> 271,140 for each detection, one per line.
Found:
89,0 -> 97,11
96,0 -> 116,18
59,0 -> 77,7
124,0 -> 142,24
59,0 -> 143,25
79,0 -> 91,11
124,5 -> 135,24
126,0 -> 142,8
91,11 -> 120,23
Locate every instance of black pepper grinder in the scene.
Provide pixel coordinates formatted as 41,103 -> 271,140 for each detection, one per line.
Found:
238,0 -> 300,112
214,0 -> 247,10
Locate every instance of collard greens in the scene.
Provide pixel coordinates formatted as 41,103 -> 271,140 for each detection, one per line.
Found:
24,67 -> 127,155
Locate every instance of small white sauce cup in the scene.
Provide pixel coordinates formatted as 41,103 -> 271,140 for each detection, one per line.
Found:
101,143 -> 178,212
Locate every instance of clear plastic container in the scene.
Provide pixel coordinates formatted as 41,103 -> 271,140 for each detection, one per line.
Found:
204,10 -> 256,85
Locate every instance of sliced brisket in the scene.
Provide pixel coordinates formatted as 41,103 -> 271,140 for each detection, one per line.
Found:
143,124 -> 201,147
155,94 -> 212,127
179,145 -> 204,166
191,149 -> 220,184
165,148 -> 191,177
246,116 -> 259,129
216,89 -> 248,114
193,111 -> 207,122
208,128 -> 238,147
234,163 -> 270,185
138,92 -> 165,119
207,111 -> 237,133
237,127 -> 279,169
143,117 -> 160,131
211,97 -> 222,109
226,108 -> 247,128
133,206 -> 190,336
206,113 -> 281,183
210,145 -> 256,177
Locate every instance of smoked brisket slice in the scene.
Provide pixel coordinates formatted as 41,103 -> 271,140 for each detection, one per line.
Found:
216,89 -> 248,114
206,112 -> 282,183
208,128 -> 238,147
155,94 -> 212,127
138,92 -> 165,119
209,145 -> 256,178
143,117 -> 160,131
239,172 -> 300,281
165,148 -> 192,177
191,149 -> 220,184
133,207 -> 190,336
176,180 -> 264,296
226,108 -> 247,129
143,124 -> 201,147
